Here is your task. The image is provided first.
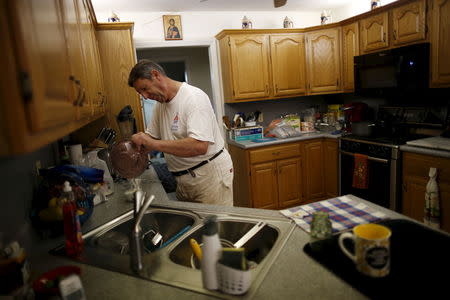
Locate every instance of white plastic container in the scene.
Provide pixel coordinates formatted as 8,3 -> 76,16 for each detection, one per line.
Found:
216,263 -> 251,295
201,216 -> 222,290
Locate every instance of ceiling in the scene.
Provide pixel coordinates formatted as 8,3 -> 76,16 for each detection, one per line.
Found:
91,0 -> 356,12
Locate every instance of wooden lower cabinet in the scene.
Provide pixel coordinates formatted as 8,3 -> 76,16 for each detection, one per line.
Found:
303,139 -> 326,200
324,138 -> 339,198
402,152 -> 450,233
229,138 -> 338,209
277,157 -> 303,209
251,161 -> 278,209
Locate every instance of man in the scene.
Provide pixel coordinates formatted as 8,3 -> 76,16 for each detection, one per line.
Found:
128,60 -> 233,206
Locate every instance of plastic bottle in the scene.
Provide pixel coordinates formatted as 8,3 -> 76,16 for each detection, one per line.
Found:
62,181 -> 84,257
424,168 -> 440,229
201,216 -> 222,290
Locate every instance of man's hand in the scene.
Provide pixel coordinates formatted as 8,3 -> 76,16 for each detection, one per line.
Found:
131,132 -> 154,153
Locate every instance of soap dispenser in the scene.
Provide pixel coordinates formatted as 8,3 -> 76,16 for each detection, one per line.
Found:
201,215 -> 221,290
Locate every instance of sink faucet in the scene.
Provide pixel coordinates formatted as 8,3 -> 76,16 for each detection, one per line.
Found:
130,193 -> 155,273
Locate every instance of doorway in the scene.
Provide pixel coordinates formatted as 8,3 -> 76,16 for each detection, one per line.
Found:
136,46 -> 214,127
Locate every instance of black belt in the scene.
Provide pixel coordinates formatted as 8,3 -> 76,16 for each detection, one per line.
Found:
171,149 -> 224,177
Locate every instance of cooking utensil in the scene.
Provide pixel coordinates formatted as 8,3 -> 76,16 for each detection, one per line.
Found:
109,140 -> 148,179
234,221 -> 266,248
351,121 -> 376,137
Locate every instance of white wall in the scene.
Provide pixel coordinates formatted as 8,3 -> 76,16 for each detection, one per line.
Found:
95,11 -> 322,46
333,0 -> 398,22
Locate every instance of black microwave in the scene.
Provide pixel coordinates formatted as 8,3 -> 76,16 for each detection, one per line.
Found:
354,43 -> 430,96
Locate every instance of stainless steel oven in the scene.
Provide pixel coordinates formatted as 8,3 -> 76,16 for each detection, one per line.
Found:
339,136 -> 401,211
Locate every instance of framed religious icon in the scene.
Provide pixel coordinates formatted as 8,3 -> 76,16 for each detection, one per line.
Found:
163,15 -> 183,40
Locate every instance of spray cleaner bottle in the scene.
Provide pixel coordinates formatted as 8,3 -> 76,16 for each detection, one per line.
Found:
201,215 -> 221,290
62,181 -> 84,256
424,167 -> 440,229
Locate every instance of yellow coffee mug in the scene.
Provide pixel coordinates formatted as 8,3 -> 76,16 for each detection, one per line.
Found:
338,223 -> 391,277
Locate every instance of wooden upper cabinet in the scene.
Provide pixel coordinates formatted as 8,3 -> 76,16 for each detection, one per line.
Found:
392,0 -> 426,46
10,0 -> 76,132
270,34 -> 307,96
305,28 -> 341,94
360,12 -> 389,53
431,0 -> 450,87
342,22 -> 359,91
229,35 -> 271,100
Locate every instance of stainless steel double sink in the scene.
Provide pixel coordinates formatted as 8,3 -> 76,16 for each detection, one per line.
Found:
51,205 -> 295,298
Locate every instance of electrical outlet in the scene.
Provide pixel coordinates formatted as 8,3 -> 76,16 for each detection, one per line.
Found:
35,160 -> 42,176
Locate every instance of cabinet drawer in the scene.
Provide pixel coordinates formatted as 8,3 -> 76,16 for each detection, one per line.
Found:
249,143 -> 300,164
403,152 -> 450,184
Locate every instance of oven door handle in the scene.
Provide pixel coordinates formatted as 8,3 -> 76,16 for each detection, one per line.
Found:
339,150 -> 389,164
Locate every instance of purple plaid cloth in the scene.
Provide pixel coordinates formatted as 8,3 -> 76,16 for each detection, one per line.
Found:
280,196 -> 387,233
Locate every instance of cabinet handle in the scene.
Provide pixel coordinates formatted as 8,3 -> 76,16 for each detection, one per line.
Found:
73,79 -> 82,106
393,30 -> 397,40
402,183 -> 407,193
78,87 -> 86,107
383,32 -> 386,42
336,79 -> 339,86
272,152 -> 280,156
275,84 -> 278,93
265,84 -> 269,94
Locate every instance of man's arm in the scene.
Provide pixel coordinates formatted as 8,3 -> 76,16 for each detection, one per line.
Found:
131,132 -> 208,157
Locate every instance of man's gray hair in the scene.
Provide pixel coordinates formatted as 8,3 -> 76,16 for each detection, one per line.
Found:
128,59 -> 167,87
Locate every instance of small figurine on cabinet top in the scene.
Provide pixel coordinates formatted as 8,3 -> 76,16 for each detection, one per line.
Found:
242,16 -> 252,29
283,16 -> 293,28
371,0 -> 381,10
320,10 -> 332,25
108,11 -> 120,22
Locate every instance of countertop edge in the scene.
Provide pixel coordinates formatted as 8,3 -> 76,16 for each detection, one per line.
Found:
400,145 -> 450,158
228,132 -> 340,149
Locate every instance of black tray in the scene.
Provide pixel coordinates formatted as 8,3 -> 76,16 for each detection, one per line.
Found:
304,219 -> 450,299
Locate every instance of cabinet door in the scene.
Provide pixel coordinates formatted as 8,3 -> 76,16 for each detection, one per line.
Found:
10,0 -> 76,132
431,0 -> 450,87
74,0 -> 95,119
392,0 -> 426,46
303,140 -> 325,200
402,176 -> 427,223
270,34 -> 307,97
324,139 -> 338,198
342,23 -> 359,91
251,162 -> 278,209
229,35 -> 271,99
360,12 -> 389,52
277,157 -> 303,209
305,28 -> 341,94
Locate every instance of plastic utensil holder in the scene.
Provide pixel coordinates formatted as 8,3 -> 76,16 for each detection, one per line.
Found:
216,263 -> 251,295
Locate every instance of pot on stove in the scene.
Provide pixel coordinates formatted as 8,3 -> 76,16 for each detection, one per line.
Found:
351,121 -> 376,137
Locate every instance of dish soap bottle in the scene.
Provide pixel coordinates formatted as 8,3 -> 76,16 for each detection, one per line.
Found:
201,216 -> 221,290
424,167 -> 440,229
62,181 -> 84,257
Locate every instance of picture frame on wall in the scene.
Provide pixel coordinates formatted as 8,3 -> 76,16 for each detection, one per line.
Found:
163,15 -> 183,40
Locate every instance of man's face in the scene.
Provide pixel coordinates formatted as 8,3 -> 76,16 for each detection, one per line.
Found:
133,74 -> 166,103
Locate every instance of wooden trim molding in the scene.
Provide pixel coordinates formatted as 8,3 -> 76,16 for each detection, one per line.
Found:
216,0 -> 423,39
85,0 -> 98,26
96,22 -> 134,31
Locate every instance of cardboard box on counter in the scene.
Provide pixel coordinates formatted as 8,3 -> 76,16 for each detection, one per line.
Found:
231,126 -> 263,141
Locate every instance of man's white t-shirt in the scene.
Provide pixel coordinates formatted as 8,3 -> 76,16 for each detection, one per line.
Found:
146,82 -> 224,172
